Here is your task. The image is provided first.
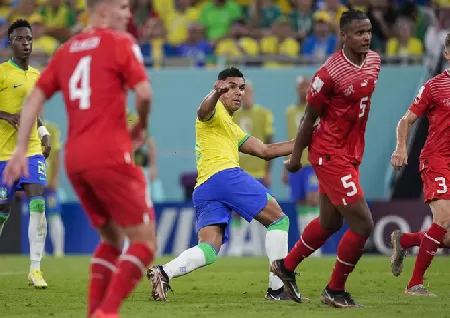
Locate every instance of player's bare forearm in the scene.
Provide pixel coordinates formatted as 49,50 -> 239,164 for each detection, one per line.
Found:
240,136 -> 294,161
147,137 -> 157,169
265,135 -> 274,172
16,87 -> 45,153
396,110 -> 419,151
197,90 -> 220,121
134,81 -> 152,129
291,104 -> 321,162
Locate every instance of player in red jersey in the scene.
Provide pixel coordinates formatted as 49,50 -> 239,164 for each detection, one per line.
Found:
270,9 -> 380,308
389,34 -> 450,297
2,0 -> 156,317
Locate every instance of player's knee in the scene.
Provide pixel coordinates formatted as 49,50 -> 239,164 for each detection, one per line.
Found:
29,197 -> 45,213
442,232 -> 450,248
267,215 -> 289,232
197,242 -> 217,265
357,216 -> 374,237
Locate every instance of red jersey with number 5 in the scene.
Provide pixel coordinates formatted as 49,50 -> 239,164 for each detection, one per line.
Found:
306,50 -> 381,166
409,71 -> 450,170
36,27 -> 149,173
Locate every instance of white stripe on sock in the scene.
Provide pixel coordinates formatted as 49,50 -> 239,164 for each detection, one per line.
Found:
92,258 -> 116,272
120,254 -> 146,274
337,256 -> 355,267
424,233 -> 441,245
301,236 -> 315,251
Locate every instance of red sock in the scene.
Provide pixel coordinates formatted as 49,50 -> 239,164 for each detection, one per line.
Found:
328,230 -> 368,291
88,242 -> 121,316
408,223 -> 446,288
284,217 -> 333,272
98,242 -> 154,314
400,232 -> 424,249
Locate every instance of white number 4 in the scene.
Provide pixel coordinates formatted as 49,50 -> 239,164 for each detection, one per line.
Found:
69,56 -> 92,109
341,174 -> 357,197
435,177 -> 448,194
359,96 -> 369,118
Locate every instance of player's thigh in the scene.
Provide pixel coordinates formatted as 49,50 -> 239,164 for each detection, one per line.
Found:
429,199 -> 450,228
21,155 -> 46,197
67,171 -> 110,230
336,198 -> 373,236
318,194 -> 343,233
421,168 -> 450,205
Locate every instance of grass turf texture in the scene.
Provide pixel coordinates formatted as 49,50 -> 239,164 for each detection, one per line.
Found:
0,255 -> 449,317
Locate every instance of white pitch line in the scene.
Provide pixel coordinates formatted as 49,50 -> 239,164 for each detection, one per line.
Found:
0,271 -> 28,276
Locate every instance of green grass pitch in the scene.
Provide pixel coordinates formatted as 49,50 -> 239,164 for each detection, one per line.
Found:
0,255 -> 449,317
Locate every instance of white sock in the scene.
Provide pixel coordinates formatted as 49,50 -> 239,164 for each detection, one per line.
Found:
163,246 -> 207,280
29,212 -> 47,271
266,229 -> 288,290
48,215 -> 64,255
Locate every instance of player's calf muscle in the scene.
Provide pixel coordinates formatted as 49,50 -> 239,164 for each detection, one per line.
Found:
430,200 -> 450,228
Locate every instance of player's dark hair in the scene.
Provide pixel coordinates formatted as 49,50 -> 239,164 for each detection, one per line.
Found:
218,67 -> 244,81
339,9 -> 368,31
8,19 -> 32,39
445,33 -> 450,50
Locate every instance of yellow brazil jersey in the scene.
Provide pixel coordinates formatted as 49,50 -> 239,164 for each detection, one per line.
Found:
0,60 -> 41,161
43,120 -> 61,183
286,104 -> 310,167
195,101 -> 250,187
233,105 -> 273,179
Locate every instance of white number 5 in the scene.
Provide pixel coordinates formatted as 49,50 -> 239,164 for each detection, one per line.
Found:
359,96 -> 369,118
69,56 -> 92,109
341,174 -> 357,197
435,177 -> 448,194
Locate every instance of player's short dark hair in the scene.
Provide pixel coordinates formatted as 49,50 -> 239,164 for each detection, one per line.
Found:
339,9 -> 368,31
445,33 -> 450,50
8,19 -> 32,39
217,67 -> 244,80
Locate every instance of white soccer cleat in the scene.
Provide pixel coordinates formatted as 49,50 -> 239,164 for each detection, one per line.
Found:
28,269 -> 48,289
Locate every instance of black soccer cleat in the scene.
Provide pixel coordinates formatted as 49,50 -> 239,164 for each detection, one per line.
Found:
270,259 -> 302,303
390,230 -> 407,277
265,287 -> 293,301
321,286 -> 363,308
146,265 -> 173,301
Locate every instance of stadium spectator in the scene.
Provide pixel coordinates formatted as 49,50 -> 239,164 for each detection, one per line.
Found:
249,0 -> 282,30
316,0 -> 348,32
302,11 -> 338,63
215,22 -> 259,60
162,0 -> 201,45
28,13 -> 58,63
178,22 -> 214,67
288,0 -> 314,42
386,16 -> 423,62
346,0 -> 369,13
367,0 -> 398,53
199,0 -> 243,41
39,0 -> 76,42
140,18 -> 178,68
399,0 -> 436,42
7,0 -> 36,24
130,0 -> 158,40
260,17 -> 299,67
424,3 -> 450,69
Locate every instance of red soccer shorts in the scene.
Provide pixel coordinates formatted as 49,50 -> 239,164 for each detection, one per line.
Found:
68,162 -> 154,228
311,157 -> 364,206
421,167 -> 450,203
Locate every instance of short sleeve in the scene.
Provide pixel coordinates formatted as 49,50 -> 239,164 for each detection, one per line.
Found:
236,123 -> 250,148
409,82 -> 432,118
36,51 -> 60,99
306,67 -> 334,111
0,65 -> 6,91
116,36 -> 149,89
264,110 -> 274,136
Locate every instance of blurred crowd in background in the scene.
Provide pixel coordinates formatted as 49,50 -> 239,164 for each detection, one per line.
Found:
0,0 -> 449,68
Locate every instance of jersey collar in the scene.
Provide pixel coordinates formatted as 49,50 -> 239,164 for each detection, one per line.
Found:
9,58 -> 28,71
341,49 -> 366,69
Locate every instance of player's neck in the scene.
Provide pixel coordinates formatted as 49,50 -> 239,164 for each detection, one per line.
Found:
10,56 -> 29,71
298,99 -> 306,106
342,47 -> 365,67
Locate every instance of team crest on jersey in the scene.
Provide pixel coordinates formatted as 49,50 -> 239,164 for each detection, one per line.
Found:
443,98 -> 450,107
0,188 -> 7,202
344,85 -> 354,96
311,76 -> 324,95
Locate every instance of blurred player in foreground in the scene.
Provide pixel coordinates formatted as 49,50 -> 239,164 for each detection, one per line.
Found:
229,81 -> 274,258
390,33 -> 450,297
42,118 -> 65,257
148,67 -> 300,302
3,0 -> 156,316
0,19 -> 51,288
283,76 -> 321,256
271,9 -> 381,307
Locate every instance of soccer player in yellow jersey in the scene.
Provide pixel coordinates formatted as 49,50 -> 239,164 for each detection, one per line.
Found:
0,20 -> 51,288
42,119 -> 65,257
148,67 -> 306,302
283,77 -> 320,255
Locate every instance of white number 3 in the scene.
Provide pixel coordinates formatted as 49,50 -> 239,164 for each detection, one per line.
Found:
341,174 -> 357,197
69,56 -> 92,109
435,177 -> 448,194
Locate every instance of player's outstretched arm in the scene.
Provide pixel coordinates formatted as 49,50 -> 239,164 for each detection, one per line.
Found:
239,136 -> 294,161
197,80 -> 229,121
391,110 -> 419,170
285,104 -> 321,173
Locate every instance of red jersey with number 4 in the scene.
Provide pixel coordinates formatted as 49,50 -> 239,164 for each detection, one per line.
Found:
36,27 -> 148,173
409,71 -> 450,171
306,50 -> 381,166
